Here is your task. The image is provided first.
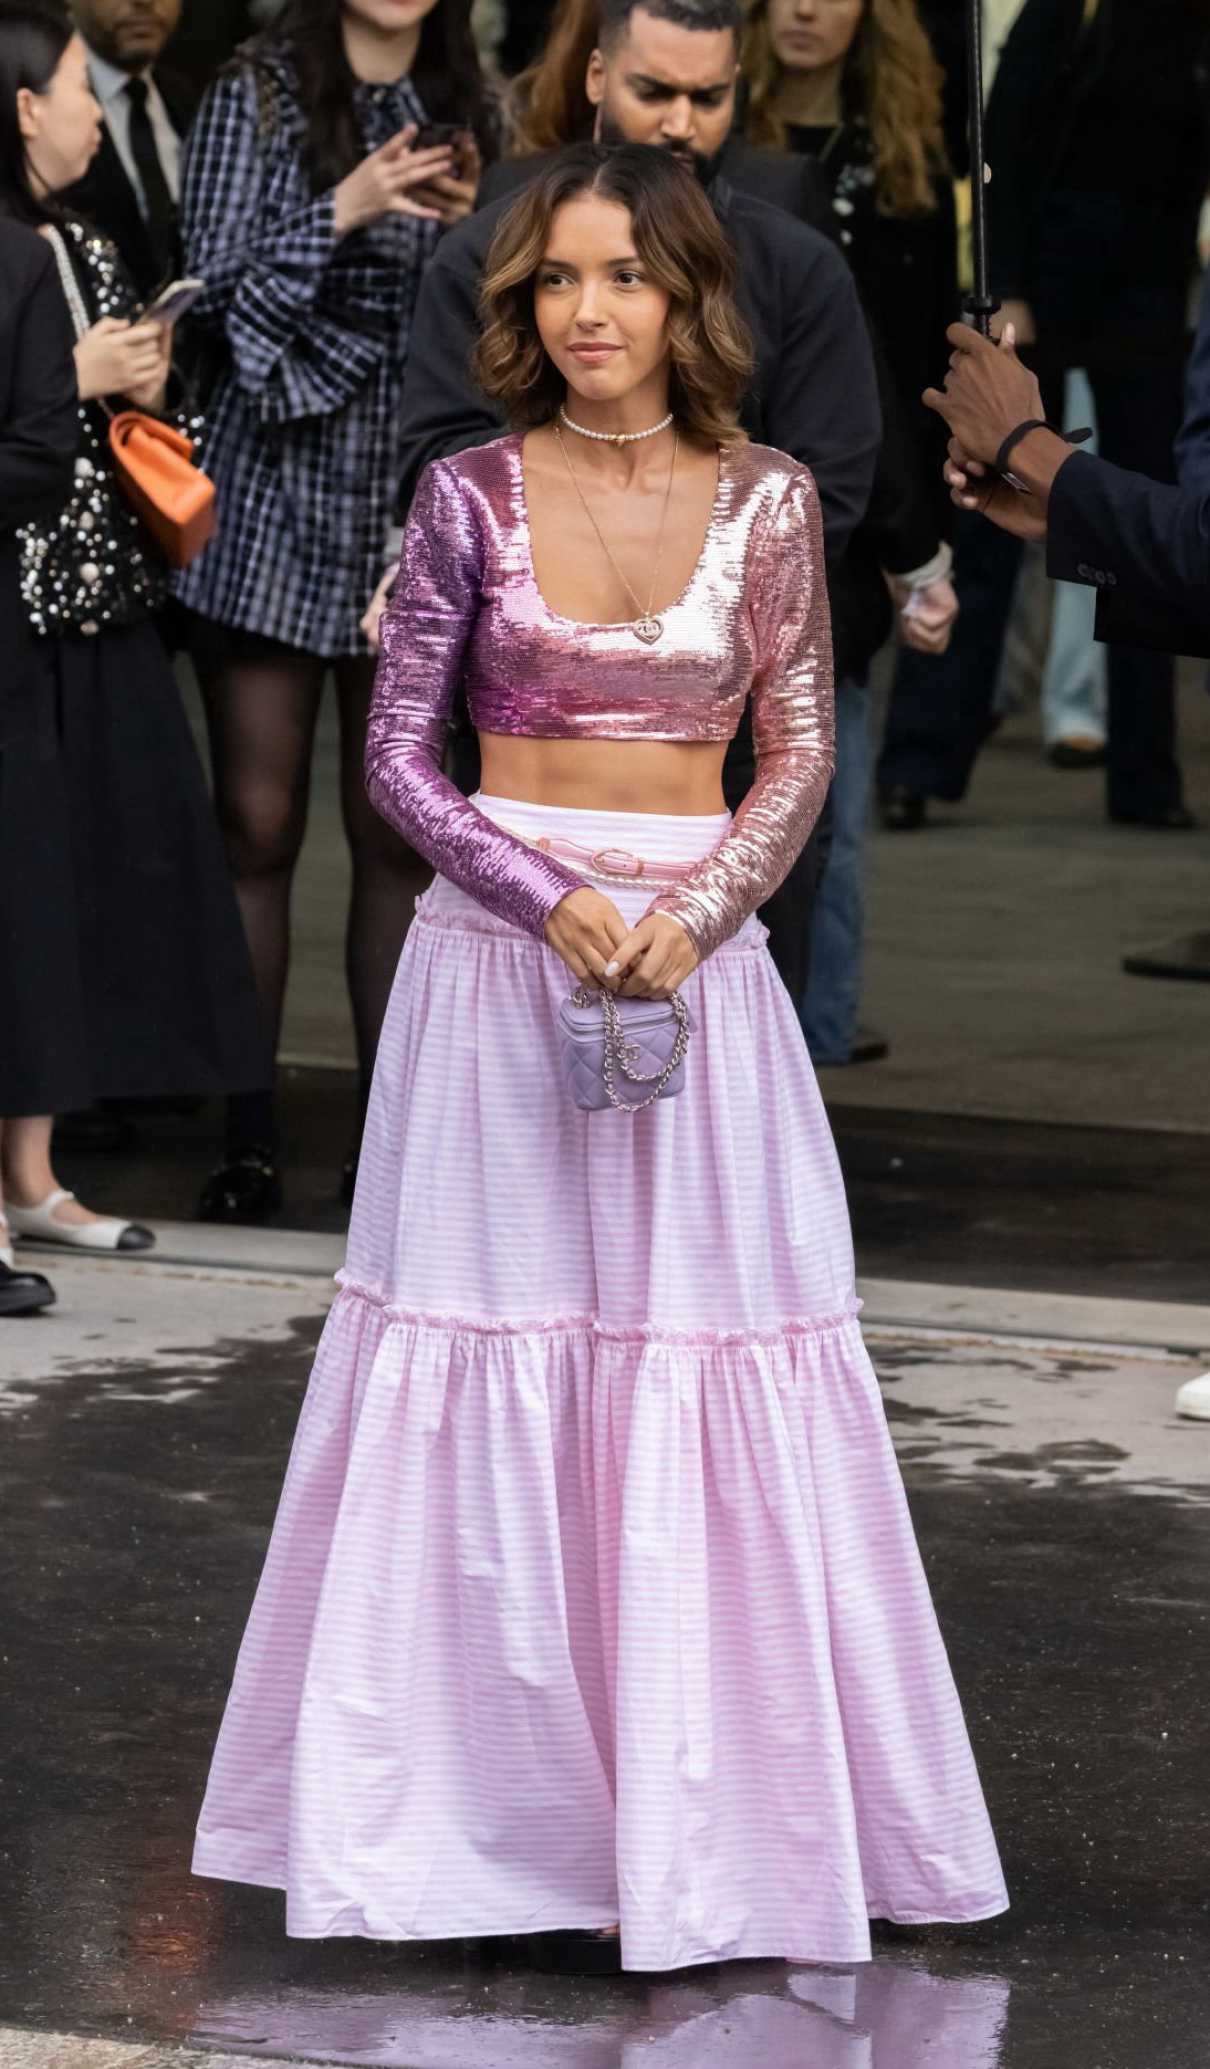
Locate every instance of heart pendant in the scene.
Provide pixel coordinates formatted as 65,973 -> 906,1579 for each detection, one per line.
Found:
633,616 -> 663,645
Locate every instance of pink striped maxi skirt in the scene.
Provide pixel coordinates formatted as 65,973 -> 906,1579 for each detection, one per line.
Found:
192,795 -> 1009,1971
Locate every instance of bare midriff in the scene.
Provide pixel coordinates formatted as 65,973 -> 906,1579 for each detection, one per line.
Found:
477,733 -> 730,816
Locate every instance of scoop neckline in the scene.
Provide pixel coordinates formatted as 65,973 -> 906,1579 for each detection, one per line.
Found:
511,428 -> 727,632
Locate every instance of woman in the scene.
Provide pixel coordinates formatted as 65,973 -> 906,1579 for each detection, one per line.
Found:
741,0 -> 958,1059
192,145 -> 1007,1975
0,5 -> 267,1262
0,212 -> 77,1314
175,0 -> 495,1224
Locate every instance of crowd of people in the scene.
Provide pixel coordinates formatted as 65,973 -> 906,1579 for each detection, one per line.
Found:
4,0 -> 1210,1989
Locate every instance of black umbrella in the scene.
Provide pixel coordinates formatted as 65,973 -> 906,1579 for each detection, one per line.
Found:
964,0 -> 999,337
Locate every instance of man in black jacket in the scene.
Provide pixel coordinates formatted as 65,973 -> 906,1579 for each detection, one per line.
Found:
62,0 -> 195,300
375,0 -> 882,1001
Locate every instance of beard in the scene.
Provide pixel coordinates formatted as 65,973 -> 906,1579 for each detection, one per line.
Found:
596,111 -> 724,188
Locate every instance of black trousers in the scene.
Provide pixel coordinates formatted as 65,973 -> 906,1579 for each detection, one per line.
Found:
878,342 -> 1188,819
451,720 -> 824,1001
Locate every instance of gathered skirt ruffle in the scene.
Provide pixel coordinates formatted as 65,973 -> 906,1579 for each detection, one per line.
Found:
193,860 -> 1008,1970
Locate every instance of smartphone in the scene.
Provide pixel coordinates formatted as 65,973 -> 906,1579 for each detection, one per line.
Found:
143,278 -> 206,326
413,122 -> 468,176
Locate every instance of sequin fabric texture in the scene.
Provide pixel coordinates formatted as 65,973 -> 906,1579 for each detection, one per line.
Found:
18,217 -> 204,639
367,433 -> 836,960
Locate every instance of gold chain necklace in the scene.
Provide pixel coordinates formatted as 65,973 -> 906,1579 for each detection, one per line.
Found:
553,421 -> 680,645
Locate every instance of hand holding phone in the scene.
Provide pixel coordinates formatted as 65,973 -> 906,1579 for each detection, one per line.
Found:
144,278 -> 206,327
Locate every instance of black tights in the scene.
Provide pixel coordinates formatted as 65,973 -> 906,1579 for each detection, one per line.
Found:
199,648 -> 431,1157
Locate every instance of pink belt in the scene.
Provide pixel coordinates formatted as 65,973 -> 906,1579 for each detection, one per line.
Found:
499,825 -> 706,888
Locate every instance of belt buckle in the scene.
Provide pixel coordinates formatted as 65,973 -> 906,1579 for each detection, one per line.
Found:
592,847 -> 644,878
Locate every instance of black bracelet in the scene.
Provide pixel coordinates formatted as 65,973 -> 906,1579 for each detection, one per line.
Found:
994,419 -> 1093,476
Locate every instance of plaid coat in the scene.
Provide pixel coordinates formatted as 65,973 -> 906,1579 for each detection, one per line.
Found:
172,44 -> 439,656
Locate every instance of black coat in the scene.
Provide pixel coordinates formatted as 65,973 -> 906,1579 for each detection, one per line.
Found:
59,65 -> 198,301
397,168 -> 880,560
984,0 -> 1210,327
0,220 -> 79,744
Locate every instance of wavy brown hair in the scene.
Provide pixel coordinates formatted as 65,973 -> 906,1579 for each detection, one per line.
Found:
742,0 -> 948,217
472,143 -> 753,445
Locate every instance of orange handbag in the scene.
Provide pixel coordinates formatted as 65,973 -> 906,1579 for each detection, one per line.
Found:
107,410 -> 217,569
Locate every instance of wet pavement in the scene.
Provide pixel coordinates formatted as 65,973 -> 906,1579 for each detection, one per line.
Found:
2,1256 -> 1209,2069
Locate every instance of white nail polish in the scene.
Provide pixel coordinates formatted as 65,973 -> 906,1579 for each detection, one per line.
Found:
604,961 -> 619,977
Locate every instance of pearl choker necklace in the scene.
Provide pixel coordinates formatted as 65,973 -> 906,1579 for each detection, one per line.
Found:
559,407 -> 674,448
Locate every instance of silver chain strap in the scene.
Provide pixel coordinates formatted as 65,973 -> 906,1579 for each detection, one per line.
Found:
570,985 -> 692,1113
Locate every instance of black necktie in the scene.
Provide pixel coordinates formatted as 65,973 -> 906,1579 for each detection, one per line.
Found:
124,75 -> 175,277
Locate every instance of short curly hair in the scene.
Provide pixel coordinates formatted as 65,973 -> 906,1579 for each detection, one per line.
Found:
472,143 -> 754,447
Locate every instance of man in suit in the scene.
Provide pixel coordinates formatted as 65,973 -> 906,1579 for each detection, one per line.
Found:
880,0 -> 1210,833
368,0 -> 882,1003
61,0 -> 194,301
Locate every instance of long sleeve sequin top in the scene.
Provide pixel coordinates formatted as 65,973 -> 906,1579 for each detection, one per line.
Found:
366,431 -> 835,961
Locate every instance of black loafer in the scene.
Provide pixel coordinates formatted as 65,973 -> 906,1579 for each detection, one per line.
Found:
0,1262 -> 56,1316
196,1149 -> 284,1225
878,785 -> 928,832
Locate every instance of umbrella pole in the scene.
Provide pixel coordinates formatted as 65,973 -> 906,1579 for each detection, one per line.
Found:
965,0 -> 999,337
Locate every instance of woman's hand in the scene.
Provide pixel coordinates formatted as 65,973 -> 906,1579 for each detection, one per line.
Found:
74,317 -> 167,403
544,886 -> 630,989
605,913 -> 699,1000
333,124 -> 456,234
361,567 -> 394,650
120,319 -> 173,411
406,133 -> 482,228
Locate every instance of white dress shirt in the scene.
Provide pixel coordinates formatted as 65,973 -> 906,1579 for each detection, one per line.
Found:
83,42 -> 182,214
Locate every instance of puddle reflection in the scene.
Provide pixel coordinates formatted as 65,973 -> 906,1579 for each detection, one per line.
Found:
192,1955 -> 1011,2067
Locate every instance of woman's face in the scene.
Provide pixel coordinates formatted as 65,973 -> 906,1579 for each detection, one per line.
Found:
534,195 -> 672,411
766,0 -> 864,76
16,35 -> 102,197
342,0 -> 442,33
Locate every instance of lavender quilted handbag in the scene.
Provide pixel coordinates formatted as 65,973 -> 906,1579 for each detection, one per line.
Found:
557,985 -> 696,1113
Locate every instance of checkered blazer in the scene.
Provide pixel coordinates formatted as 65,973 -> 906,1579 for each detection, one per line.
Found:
172,45 -> 440,657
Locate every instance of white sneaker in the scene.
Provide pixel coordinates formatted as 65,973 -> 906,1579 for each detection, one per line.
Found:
1175,1372 -> 1210,1420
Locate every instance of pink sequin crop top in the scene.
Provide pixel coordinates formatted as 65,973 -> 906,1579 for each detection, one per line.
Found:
366,432 -> 835,961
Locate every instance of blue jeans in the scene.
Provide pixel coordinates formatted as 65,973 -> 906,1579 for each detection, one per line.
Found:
800,678 -> 871,1065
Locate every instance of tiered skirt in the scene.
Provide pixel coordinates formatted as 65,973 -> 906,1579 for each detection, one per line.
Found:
192,798 -> 1008,1971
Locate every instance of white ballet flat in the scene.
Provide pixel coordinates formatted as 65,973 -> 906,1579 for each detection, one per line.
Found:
0,1213 -> 14,1271
1175,1372 -> 1210,1421
6,1188 -> 155,1254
